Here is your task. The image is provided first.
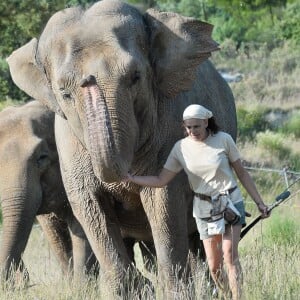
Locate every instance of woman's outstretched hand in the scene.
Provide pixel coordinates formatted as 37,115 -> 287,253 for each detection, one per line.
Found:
122,173 -> 134,183
257,203 -> 270,218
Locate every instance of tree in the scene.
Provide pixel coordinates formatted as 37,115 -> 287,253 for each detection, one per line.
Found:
277,2 -> 300,45
0,0 -> 96,102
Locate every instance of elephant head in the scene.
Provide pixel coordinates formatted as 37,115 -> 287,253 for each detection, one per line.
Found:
7,0 -> 219,183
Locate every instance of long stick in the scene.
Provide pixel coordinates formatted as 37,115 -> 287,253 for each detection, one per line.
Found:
240,190 -> 291,240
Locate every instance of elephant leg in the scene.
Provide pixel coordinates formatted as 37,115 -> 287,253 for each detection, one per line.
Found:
0,191 -> 36,287
37,214 -> 72,275
54,116 -> 143,296
68,216 -> 99,279
140,176 -> 190,298
69,191 -> 148,296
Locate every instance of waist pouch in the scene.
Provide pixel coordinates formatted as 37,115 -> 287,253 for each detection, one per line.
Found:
224,198 -> 241,225
205,196 -> 226,235
195,189 -> 241,225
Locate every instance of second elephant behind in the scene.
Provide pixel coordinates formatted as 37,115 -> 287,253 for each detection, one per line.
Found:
0,101 -> 96,283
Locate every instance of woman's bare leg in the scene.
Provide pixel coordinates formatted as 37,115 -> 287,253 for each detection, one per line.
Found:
202,235 -> 226,292
223,225 -> 243,300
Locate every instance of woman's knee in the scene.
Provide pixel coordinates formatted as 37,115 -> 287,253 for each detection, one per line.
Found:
223,251 -> 239,267
206,253 -> 224,274
209,263 -> 223,275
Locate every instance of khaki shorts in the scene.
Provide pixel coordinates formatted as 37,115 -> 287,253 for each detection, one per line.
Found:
195,201 -> 246,240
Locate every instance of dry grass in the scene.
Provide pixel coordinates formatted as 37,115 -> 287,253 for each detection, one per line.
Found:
211,40 -> 300,110
1,215 -> 299,300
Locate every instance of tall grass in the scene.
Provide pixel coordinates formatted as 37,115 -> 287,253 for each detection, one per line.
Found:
240,203 -> 300,299
212,40 -> 300,109
256,130 -> 291,160
1,218 -> 299,300
241,243 -> 300,299
263,212 -> 300,246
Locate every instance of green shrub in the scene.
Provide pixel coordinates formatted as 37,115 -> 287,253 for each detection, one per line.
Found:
277,2 -> 300,45
263,212 -> 300,246
280,111 -> 300,138
216,38 -> 239,59
289,153 -> 300,171
282,57 -> 297,74
237,106 -> 269,142
256,130 -> 291,160
0,58 -> 29,103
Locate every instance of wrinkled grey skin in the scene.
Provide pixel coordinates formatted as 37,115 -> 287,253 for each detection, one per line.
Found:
0,101 -> 96,284
7,0 -> 236,296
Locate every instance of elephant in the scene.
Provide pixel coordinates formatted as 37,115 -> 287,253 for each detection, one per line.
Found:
7,0 -> 236,296
0,101 -> 97,285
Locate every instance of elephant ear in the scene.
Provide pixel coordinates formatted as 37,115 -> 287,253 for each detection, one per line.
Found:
6,38 -> 65,118
144,9 -> 219,98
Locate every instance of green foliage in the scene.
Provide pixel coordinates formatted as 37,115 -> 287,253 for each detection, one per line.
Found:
263,211 -> 300,246
1,1 -> 61,57
288,153 -> 300,171
277,2 -> 300,45
155,0 -> 214,20
211,0 -> 297,48
126,0 -> 157,10
210,14 -> 246,44
0,58 -> 29,102
237,106 -> 269,141
150,0 -> 299,50
176,0 -> 206,19
0,98 -> 25,111
0,0 -> 97,103
0,59 -> 9,100
280,111 -> 300,138
211,0 -> 287,12
256,130 -> 291,160
249,171 -> 283,200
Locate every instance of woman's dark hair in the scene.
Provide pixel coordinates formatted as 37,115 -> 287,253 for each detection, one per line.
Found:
182,116 -> 220,136
208,116 -> 220,134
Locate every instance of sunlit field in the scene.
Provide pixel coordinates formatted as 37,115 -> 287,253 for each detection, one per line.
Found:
1,196 -> 299,300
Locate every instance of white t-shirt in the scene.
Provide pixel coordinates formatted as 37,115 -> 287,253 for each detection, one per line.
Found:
164,131 -> 241,200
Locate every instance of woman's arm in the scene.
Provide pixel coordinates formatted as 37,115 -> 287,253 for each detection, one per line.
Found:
231,159 -> 269,218
124,168 -> 178,188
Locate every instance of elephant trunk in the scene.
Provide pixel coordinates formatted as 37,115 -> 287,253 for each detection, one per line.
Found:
0,192 -> 37,280
81,75 -> 124,182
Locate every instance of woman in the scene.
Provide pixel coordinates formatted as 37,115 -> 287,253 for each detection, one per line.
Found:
124,104 -> 270,299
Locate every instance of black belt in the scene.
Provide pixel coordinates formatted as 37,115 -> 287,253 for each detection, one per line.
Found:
195,186 -> 237,201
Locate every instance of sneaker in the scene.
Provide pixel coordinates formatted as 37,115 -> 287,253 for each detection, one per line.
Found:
212,286 -> 218,299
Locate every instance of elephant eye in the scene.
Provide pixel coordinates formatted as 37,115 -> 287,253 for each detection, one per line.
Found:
60,88 -> 72,100
131,70 -> 141,86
